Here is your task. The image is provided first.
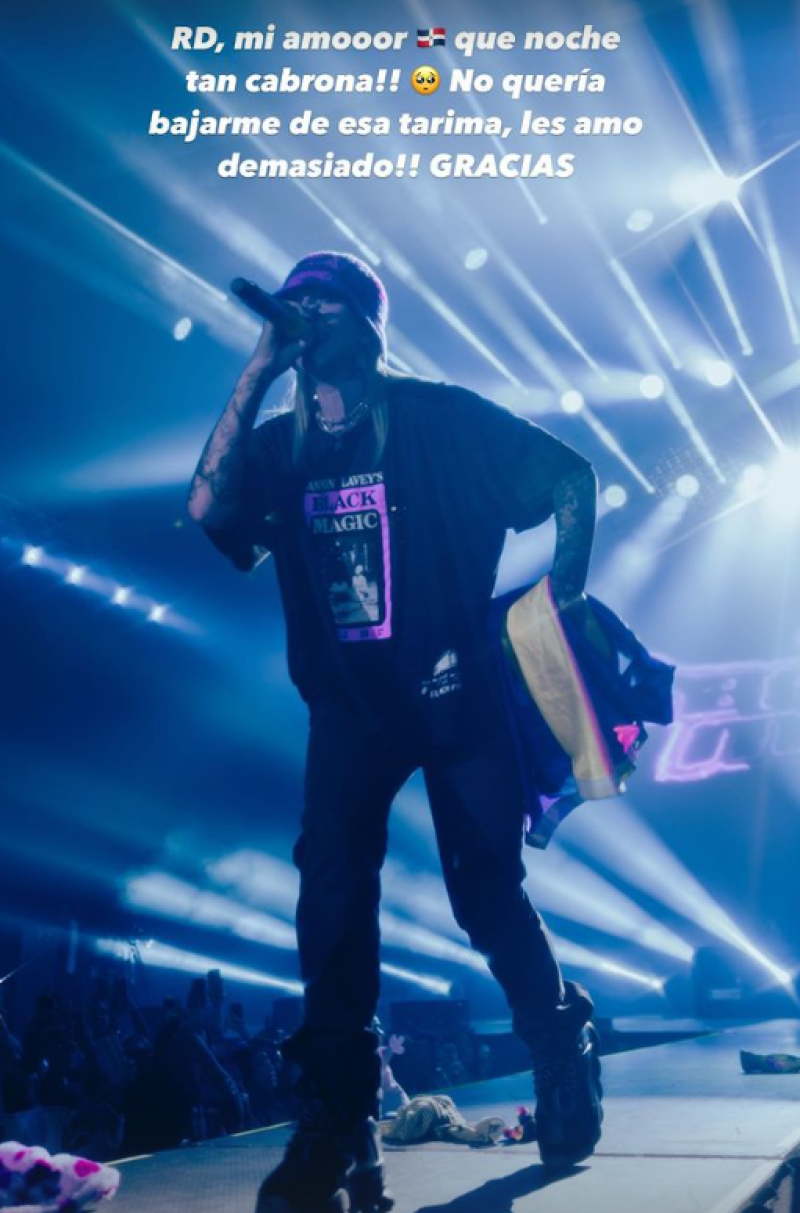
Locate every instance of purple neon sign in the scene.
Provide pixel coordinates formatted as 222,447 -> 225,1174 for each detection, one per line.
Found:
654,658 -> 800,783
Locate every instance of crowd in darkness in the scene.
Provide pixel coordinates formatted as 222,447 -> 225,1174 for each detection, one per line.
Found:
0,972 -> 491,1160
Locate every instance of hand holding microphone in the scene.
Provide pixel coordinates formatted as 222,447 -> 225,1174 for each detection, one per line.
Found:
230,277 -> 314,378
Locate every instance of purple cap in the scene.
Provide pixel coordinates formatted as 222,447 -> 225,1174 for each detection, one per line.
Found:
276,251 -> 388,353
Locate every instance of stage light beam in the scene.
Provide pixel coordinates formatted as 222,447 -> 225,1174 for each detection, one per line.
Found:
670,168 -> 740,210
124,873 -> 297,949
579,408 -> 656,493
608,258 -> 683,371
0,140 -> 226,307
550,933 -> 666,991
528,844 -> 694,963
379,963 -> 452,997
692,226 -> 753,357
566,802 -> 793,990
95,937 -> 303,994
766,449 -> 800,521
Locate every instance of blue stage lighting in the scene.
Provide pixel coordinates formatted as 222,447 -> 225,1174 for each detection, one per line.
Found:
598,961 -> 664,992
626,209 -> 653,233
379,963 -> 452,997
148,604 -> 167,622
737,464 -> 767,498
592,496 -> 687,605
568,803 -> 793,990
675,474 -> 700,499
464,248 -> 488,270
209,852 -> 487,975
640,374 -> 665,399
66,565 -> 87,585
604,485 -> 628,509
381,912 -> 488,972
550,933 -> 665,991
124,872 -> 297,949
112,586 -> 132,605
560,389 -> 584,414
207,851 -> 300,919
95,937 -> 303,993
173,317 -> 193,340
670,168 -> 740,209
22,546 -> 43,566
693,944 -> 795,1017
528,845 -> 693,963
703,360 -> 733,387
767,449 -> 800,520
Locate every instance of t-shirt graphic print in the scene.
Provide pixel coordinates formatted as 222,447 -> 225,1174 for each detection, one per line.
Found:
303,471 -> 392,641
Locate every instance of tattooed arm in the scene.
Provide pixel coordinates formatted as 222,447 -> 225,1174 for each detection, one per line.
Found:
549,458 -> 597,611
186,319 -> 307,529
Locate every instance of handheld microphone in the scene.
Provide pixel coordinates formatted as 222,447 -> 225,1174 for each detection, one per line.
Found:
230,277 -> 309,338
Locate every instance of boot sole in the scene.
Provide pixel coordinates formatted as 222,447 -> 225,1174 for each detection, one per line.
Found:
348,1163 -> 395,1213
537,1028 -> 604,1169
255,1189 -> 350,1213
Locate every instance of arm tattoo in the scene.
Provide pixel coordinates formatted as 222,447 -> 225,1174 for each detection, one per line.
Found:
187,361 -> 271,525
550,463 -> 597,608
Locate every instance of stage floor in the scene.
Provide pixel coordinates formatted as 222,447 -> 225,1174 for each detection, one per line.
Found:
110,1019 -> 800,1213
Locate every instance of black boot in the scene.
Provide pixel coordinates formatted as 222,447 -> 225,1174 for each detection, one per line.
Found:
346,1117 -> 394,1213
532,1023 -> 603,1167
254,1082 -> 352,1213
529,981 -> 603,1168
256,1028 -> 383,1213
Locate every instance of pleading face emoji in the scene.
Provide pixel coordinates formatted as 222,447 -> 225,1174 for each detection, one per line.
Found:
411,66 -> 440,95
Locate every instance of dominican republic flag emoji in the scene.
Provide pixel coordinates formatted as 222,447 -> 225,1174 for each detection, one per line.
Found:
417,28 -> 446,47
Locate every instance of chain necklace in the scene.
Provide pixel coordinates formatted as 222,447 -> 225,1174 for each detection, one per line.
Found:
314,396 -> 371,438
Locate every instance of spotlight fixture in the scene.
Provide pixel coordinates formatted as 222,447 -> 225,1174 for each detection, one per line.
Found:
703,360 -> 733,387
112,587 -> 132,605
95,937 -> 303,994
464,248 -> 488,270
604,485 -> 628,509
148,604 -> 167,622
66,565 -> 87,585
173,317 -> 193,341
626,209 -> 654,233
640,374 -> 665,400
560,389 -> 585,414
22,546 -> 43,566
675,474 -> 700,499
737,464 -> 767,498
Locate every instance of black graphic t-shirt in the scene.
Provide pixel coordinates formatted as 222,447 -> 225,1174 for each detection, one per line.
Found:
303,472 -> 392,642
203,377 -> 592,740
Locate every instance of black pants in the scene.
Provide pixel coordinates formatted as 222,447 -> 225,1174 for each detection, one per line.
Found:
285,693 -> 579,1119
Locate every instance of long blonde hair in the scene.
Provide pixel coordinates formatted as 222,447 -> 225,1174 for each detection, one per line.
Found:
289,336 -> 395,472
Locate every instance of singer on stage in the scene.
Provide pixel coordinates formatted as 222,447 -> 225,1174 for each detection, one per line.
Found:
187,252 -> 603,1213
